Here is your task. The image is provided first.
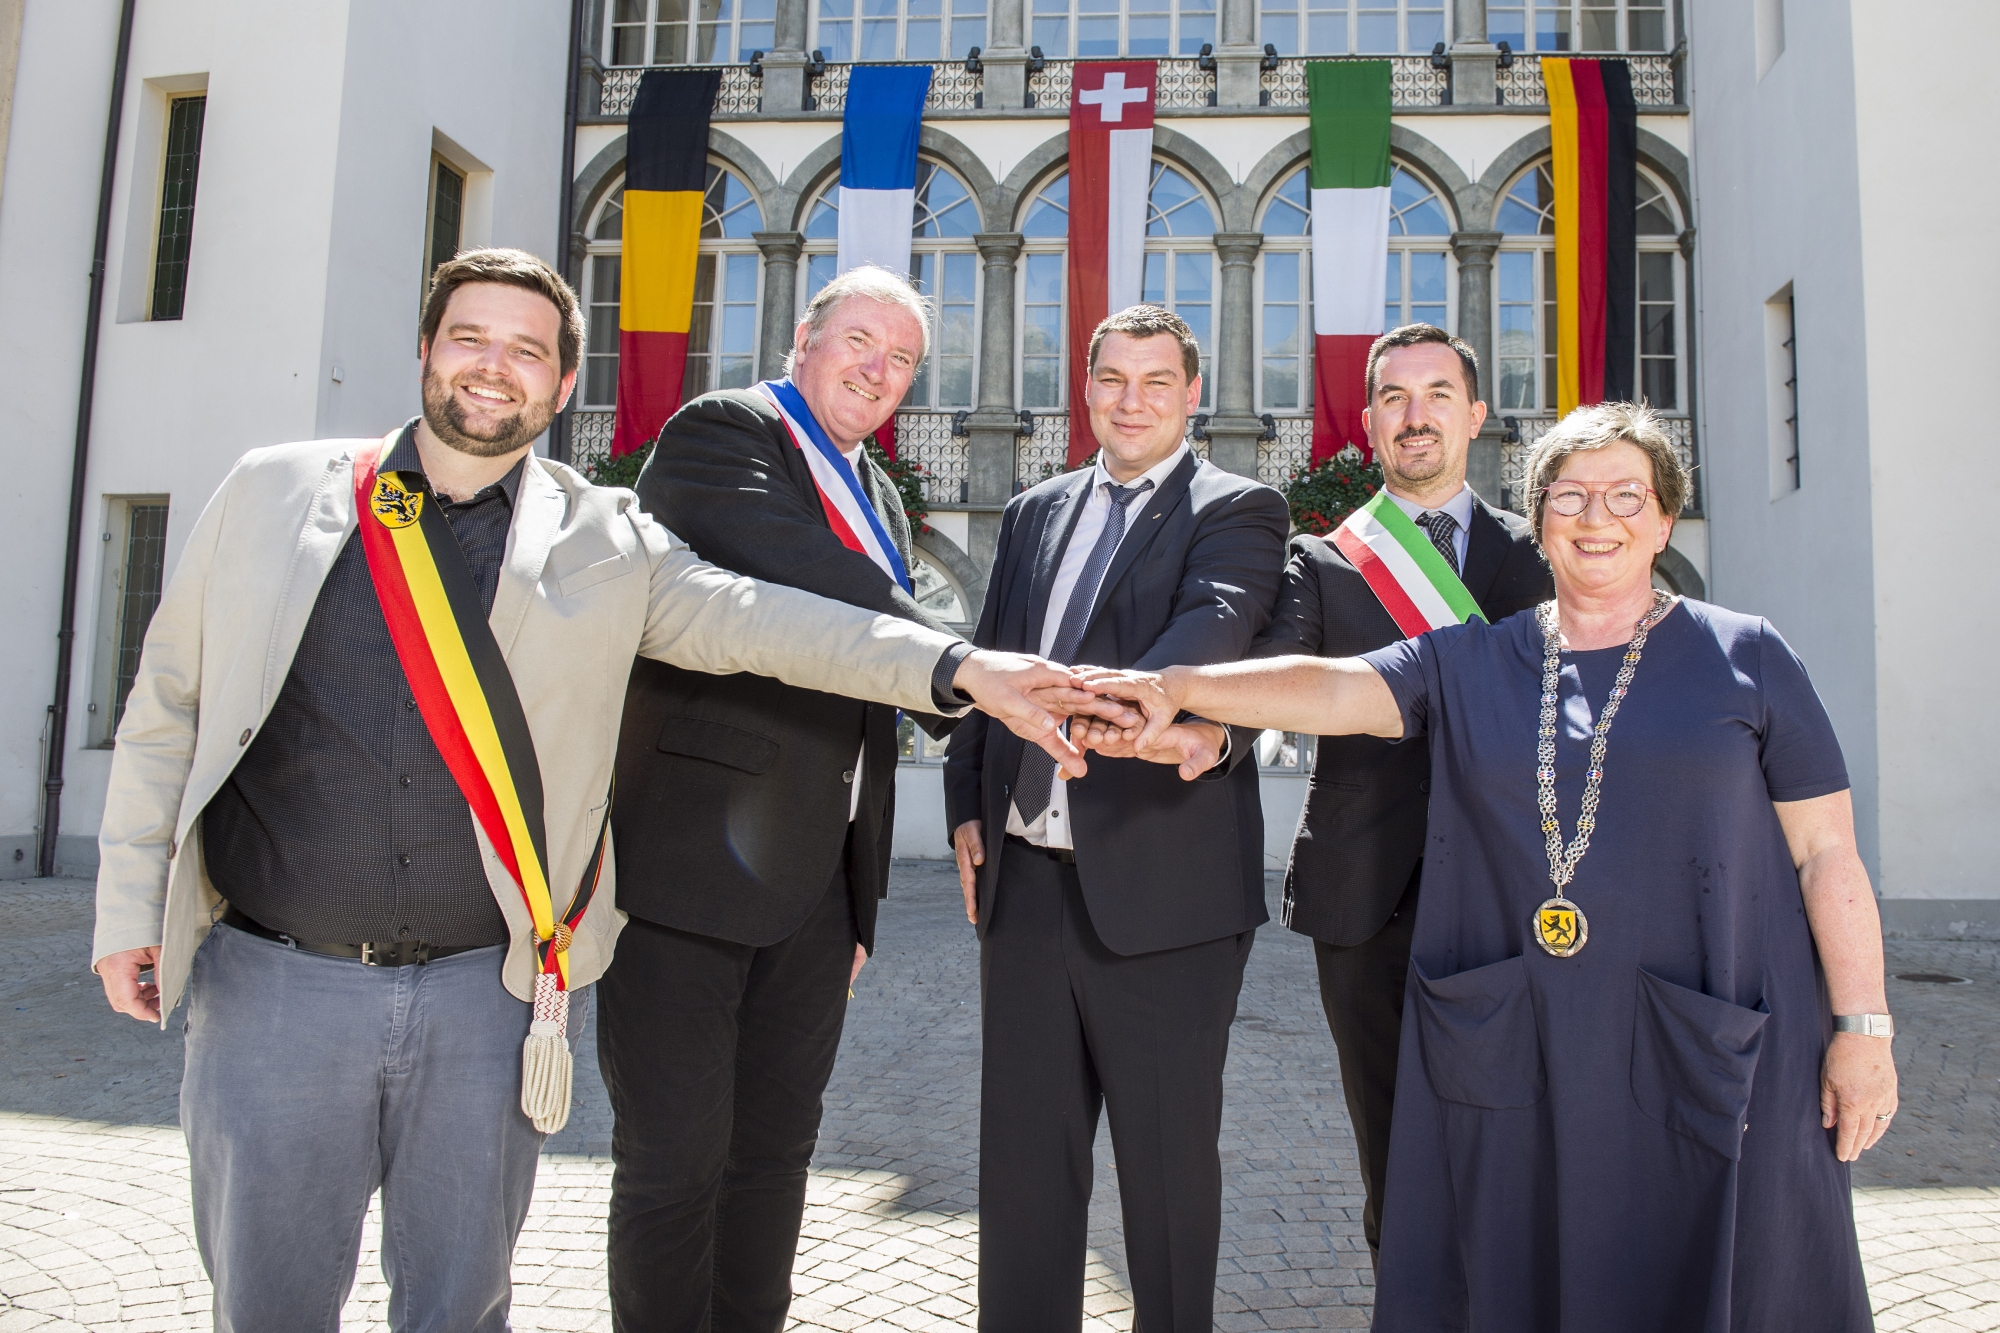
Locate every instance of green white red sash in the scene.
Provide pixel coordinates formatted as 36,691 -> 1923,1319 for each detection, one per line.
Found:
1329,491 -> 1484,637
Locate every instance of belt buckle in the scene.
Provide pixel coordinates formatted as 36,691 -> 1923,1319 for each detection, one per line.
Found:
361,942 -> 378,966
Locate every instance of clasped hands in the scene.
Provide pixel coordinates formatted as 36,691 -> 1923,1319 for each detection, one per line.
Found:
949,654 -> 1204,780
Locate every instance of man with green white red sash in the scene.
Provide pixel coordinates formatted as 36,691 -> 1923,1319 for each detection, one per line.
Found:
1259,323 -> 1550,1263
88,248 -> 1123,1331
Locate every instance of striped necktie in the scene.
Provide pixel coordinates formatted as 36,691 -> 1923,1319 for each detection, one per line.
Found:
1416,509 -> 1459,576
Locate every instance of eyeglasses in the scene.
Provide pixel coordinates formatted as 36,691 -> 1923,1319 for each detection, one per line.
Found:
1544,481 -> 1657,518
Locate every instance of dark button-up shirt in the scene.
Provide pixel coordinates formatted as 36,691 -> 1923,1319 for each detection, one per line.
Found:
202,425 -> 526,946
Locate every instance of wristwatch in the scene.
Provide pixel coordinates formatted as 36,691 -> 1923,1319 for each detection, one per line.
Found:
1833,1013 -> 1895,1038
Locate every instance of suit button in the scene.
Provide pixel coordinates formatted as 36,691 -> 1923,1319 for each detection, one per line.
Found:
1420,779 -> 1431,793
842,770 -> 856,783
238,728 -> 252,745
167,838 -> 178,860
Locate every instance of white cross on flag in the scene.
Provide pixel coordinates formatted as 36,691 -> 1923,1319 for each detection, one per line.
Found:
1067,61 -> 1157,465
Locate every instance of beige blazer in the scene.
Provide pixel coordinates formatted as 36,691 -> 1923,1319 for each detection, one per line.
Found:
93,434 -> 966,1019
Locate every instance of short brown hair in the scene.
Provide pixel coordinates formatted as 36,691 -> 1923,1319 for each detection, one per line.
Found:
1365,323 -> 1480,403
1088,305 -> 1202,383
1524,400 -> 1691,542
421,248 -> 585,378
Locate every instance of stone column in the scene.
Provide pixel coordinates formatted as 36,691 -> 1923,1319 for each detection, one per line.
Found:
981,0 -> 1028,110
1215,0 -> 1263,109
754,231 -> 804,381
1450,0 -> 1498,106
761,0 -> 811,112
1451,228 -> 1506,502
1206,231 -> 1265,478
960,232 -> 1025,583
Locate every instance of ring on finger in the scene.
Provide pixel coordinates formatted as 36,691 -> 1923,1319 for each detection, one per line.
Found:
1875,1113 -> 1892,1121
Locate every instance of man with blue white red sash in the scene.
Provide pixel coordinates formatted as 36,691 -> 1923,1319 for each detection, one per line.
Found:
601,266 -> 968,1329
1258,324 -> 1550,1264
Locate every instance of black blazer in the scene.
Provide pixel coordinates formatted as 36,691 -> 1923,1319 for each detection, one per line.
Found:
942,451 -> 1290,956
1261,493 -> 1550,947
612,389 -> 955,953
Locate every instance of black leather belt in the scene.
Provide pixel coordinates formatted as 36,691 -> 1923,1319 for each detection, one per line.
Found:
1006,834 -> 1076,864
221,907 -> 483,967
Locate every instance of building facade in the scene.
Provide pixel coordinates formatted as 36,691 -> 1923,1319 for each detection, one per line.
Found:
2,0 -> 1992,934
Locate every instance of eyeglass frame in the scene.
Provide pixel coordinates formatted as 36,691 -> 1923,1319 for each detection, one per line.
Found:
1542,479 -> 1661,519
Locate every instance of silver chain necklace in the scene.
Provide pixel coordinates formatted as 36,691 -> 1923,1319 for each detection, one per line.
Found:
1531,589 -> 1675,957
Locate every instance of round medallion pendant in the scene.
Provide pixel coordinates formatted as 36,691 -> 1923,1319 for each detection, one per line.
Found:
1533,897 -> 1588,957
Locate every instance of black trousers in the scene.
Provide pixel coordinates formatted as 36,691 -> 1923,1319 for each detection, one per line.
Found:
598,859 -> 856,1333
979,840 -> 1254,1333
1312,865 -> 1422,1262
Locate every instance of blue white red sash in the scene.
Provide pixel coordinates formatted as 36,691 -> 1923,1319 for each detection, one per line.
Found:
758,378 -> 912,593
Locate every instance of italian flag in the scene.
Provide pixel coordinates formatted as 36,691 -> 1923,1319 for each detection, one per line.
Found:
1066,61 -> 1156,466
1308,60 -> 1393,465
1330,491 -> 1482,636
612,68 -> 720,458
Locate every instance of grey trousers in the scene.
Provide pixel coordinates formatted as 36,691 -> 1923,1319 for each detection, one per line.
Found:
181,921 -> 589,1333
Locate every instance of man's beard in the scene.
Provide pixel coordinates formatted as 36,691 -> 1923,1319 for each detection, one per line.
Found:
1385,427 -> 1449,484
420,362 -> 561,458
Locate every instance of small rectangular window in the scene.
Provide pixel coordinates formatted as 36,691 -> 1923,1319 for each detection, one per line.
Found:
1766,286 -> 1800,497
425,156 -> 465,296
91,497 -> 171,746
150,96 -> 206,321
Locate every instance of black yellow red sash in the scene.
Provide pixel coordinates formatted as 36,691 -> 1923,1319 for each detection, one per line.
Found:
352,436 -> 602,990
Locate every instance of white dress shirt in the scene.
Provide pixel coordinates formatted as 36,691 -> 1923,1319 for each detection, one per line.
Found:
1007,444 -> 1190,849
1386,481 -> 1474,571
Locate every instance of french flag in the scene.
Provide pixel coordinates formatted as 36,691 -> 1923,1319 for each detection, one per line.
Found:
1066,62 -> 1156,465
836,64 -> 932,277
837,64 -> 931,457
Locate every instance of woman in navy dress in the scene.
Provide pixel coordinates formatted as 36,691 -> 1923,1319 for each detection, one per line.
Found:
1082,402 -> 1899,1331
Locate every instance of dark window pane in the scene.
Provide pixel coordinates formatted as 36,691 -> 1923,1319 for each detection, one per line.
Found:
428,160 -> 465,286
112,504 -> 170,735
1639,251 -> 1674,303
1641,357 -> 1675,409
150,97 -> 206,321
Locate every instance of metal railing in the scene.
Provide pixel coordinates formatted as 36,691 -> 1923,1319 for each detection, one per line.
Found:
1495,51 -> 1679,108
598,65 -> 764,117
570,409 -> 617,479
1025,57 -> 1216,110
1258,416 -> 1315,489
1260,55 -> 1448,109
1498,412 -> 1698,514
892,411 -> 972,503
805,59 -> 986,112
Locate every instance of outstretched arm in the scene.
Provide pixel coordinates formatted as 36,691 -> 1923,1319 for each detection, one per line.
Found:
1777,790 -> 1897,1161
1078,655 -> 1403,767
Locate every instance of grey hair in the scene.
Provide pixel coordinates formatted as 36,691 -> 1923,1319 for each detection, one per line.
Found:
784,264 -> 934,373
1524,400 -> 1691,544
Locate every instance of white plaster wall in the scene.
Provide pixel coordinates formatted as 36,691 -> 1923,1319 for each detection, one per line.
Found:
1683,0 -> 1883,878
1848,0 -> 2000,900
0,0 -> 569,857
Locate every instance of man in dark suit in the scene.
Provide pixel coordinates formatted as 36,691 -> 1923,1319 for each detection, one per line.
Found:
943,305 -> 1289,1331
600,266 -> 1116,1331
1260,323 -> 1550,1263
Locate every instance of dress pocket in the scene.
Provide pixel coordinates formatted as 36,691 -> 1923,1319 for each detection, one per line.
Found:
1412,954 -> 1546,1109
1629,969 -> 1769,1161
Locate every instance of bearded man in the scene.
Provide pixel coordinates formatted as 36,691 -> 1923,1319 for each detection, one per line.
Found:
90,248 -> 1113,1330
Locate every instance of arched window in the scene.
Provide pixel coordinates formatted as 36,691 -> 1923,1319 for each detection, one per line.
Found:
1486,0 -> 1671,53
1257,0 -> 1445,56
1255,164 -> 1453,414
812,0 -> 987,60
581,163 -> 764,409
605,0 -> 774,65
1143,162 -> 1217,408
1017,173 -> 1070,409
799,160 -> 982,410
1492,159 -> 1684,412
1030,0 -> 1215,57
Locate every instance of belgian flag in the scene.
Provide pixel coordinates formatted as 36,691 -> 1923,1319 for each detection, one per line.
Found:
612,68 -> 721,458
1543,58 -> 1638,415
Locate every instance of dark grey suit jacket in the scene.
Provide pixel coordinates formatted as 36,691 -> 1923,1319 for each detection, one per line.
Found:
941,450 -> 1290,956
1260,493 -> 1550,947
612,389 -> 955,953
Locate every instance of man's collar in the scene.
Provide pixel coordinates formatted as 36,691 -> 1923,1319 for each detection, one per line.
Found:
1092,441 -> 1190,494
387,418 -> 527,507
1384,480 -> 1473,528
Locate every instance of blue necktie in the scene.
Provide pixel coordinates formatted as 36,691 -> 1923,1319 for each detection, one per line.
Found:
1012,479 -> 1153,825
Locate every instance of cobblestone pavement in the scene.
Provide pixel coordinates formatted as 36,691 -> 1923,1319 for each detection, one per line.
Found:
3,869 -> 1995,1331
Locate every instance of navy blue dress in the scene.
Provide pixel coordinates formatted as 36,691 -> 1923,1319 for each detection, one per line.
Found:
1360,599 -> 1871,1333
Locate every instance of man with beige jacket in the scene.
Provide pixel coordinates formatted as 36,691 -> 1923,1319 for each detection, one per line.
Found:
92,248 -> 1112,1331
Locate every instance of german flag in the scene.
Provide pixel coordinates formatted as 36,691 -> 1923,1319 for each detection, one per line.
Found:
612,68 -> 721,458
1544,58 -> 1637,415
